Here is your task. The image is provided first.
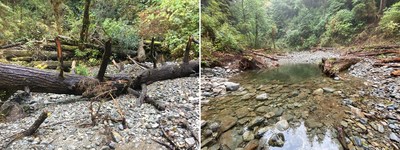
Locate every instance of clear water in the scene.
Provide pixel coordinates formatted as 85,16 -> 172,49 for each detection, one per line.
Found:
201,64 -> 365,150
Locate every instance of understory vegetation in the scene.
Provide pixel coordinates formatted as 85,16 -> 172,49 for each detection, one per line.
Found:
0,0 -> 199,60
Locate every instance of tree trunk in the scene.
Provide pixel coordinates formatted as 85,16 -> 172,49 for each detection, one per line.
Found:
80,0 -> 91,43
379,0 -> 386,15
137,38 -> 146,62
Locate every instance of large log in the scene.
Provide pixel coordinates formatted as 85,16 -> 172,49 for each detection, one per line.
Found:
320,58 -> 361,77
0,60 -> 199,97
2,50 -> 73,61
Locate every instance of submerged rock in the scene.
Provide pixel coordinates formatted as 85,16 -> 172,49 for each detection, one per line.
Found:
248,116 -> 265,129
224,82 -> 240,91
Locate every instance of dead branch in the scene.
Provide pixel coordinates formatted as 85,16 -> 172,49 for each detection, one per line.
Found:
137,84 -> 147,106
55,36 -> 64,78
127,88 -> 165,111
97,40 -> 112,82
0,40 -> 27,49
4,110 -> 48,149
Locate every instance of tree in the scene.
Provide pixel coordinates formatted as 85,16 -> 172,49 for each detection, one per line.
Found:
80,0 -> 91,43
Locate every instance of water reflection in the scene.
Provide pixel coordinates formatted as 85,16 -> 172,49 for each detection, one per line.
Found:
260,122 -> 340,150
234,64 -> 323,84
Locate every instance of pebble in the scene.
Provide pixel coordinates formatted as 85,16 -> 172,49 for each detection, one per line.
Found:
243,131 -> 254,141
256,93 -> 268,100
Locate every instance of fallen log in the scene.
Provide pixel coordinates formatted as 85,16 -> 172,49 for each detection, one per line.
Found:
319,58 -> 361,77
0,60 -> 199,98
30,61 -> 72,70
3,49 -> 73,61
378,57 -> 400,63
0,40 -> 27,49
373,63 -> 400,68
354,50 -> 400,57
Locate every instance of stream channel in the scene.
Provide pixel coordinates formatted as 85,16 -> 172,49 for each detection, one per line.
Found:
201,63 -> 386,150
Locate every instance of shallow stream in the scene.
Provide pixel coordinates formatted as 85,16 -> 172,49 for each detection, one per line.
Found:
201,64 -> 375,149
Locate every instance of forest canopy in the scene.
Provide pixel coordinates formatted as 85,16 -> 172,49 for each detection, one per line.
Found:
201,0 -> 400,55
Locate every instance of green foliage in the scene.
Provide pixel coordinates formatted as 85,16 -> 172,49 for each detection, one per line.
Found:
323,9 -> 357,45
379,1 -> 400,36
102,18 -> 139,49
75,64 -> 89,76
351,0 -> 377,23
140,0 -> 199,58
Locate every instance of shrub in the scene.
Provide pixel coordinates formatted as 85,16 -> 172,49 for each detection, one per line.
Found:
379,2 -> 400,37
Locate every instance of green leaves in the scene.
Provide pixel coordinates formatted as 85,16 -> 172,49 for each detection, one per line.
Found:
379,2 -> 400,37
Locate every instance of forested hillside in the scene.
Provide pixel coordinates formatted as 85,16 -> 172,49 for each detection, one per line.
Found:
202,0 -> 400,55
0,0 -> 199,61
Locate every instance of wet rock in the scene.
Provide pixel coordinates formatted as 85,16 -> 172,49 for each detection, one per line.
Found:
203,129 -> 213,137
256,127 -> 270,138
268,133 -> 285,147
235,107 -> 250,119
275,120 -> 289,131
224,82 -> 240,91
256,106 -> 269,113
256,93 -> 268,101
274,108 -> 284,117
248,116 -> 265,129
313,88 -> 324,95
264,112 -> 275,119
390,132 -> 400,143
202,137 -> 214,147
241,94 -> 253,100
209,122 -> 220,132
219,129 -> 243,149
243,130 -> 255,141
201,120 -> 207,128
244,139 -> 259,150
220,116 -> 238,132
305,119 -> 323,129
209,144 -> 220,150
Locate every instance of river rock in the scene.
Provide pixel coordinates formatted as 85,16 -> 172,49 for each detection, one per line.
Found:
220,116 -> 238,132
268,133 -> 285,147
256,106 -> 269,113
243,130 -> 255,141
352,136 -> 362,147
256,93 -> 268,100
274,108 -> 284,117
219,129 -> 243,149
256,127 -> 270,138
235,107 -> 250,118
323,87 -> 335,93
244,139 -> 259,150
390,132 -> 400,143
305,119 -> 323,129
209,122 -> 220,132
224,82 -> 240,91
275,120 -> 289,131
313,88 -> 324,95
248,116 -> 265,129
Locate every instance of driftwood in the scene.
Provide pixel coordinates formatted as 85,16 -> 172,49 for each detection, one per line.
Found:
320,58 -> 361,77
4,110 -> 49,149
378,57 -> 400,63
